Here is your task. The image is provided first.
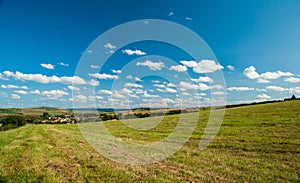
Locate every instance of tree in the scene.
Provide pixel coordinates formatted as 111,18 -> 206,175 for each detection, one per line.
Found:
0,115 -> 26,131
42,112 -> 49,119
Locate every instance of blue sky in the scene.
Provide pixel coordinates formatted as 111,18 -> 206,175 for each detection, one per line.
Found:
0,0 -> 299,108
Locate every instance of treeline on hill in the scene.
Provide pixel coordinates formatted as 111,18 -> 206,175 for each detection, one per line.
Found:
99,109 -> 185,121
0,115 -> 26,131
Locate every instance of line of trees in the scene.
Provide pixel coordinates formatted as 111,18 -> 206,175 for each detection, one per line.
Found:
0,115 -> 26,131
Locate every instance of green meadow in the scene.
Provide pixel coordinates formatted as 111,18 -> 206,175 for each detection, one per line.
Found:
0,100 -> 299,182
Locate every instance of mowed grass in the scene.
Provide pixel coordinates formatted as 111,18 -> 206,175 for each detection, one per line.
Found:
0,101 -> 299,182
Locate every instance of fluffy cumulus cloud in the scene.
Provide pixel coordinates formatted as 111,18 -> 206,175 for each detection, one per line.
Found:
98,89 -> 113,95
260,71 -> 293,80
227,87 -> 255,91
0,73 -> 8,80
227,65 -> 235,71
10,93 -> 20,99
243,66 -> 260,79
41,63 -> 54,70
1,84 -> 28,90
41,90 -> 69,97
243,66 -> 294,82
256,94 -> 271,99
179,81 -> 210,91
88,73 -> 119,80
122,49 -> 146,55
284,77 -> 300,83
125,83 -> 143,88
68,86 -> 80,91
30,89 -> 40,95
14,90 -> 27,95
136,60 -> 165,71
70,95 -> 87,103
88,79 -> 99,86
134,77 -> 142,82
3,71 -> 86,85
180,60 -> 223,73
257,78 -> 270,83
191,76 -> 214,83
266,86 -> 286,92
111,69 -> 122,74
104,43 -> 116,50
169,65 -> 187,72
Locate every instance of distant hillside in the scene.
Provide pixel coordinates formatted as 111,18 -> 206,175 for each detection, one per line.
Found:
0,107 -> 71,117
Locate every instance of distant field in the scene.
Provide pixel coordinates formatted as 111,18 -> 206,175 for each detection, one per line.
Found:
0,107 -> 71,117
0,101 -> 299,182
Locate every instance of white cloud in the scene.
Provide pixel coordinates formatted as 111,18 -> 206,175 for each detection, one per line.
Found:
136,60 -> 165,71
243,66 -> 260,79
288,87 -> 300,95
112,94 -> 125,99
267,71 -> 293,79
0,73 -> 8,80
169,65 -> 187,72
168,12 -> 174,16
212,91 -> 225,95
98,90 -> 112,95
227,65 -> 235,71
122,49 -> 146,55
165,87 -> 177,93
88,79 -> 99,86
180,60 -> 223,73
88,73 -> 119,80
244,66 -> 294,82
10,94 -> 20,99
179,81 -> 198,90
185,17 -> 192,21
257,78 -> 270,83
125,83 -> 143,88
256,94 -> 271,99
191,76 -> 214,83
42,90 -> 69,97
104,43 -> 116,50
198,83 -> 211,90
260,71 -> 293,80
151,80 -> 161,83
266,86 -> 286,92
135,77 -> 143,82
30,89 -> 40,95
126,75 -> 133,79
41,63 -> 54,70
58,62 -> 69,67
284,77 -> 300,83
227,87 -> 255,91
167,83 -> 176,87
91,65 -> 100,69
1,84 -> 28,90
68,86 -> 80,91
153,84 -> 165,88
112,69 -> 122,74
70,95 -> 87,103
3,71 -> 86,85
143,91 -> 159,98
14,90 -> 27,95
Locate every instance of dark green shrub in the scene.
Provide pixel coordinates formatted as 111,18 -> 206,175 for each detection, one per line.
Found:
0,115 -> 26,131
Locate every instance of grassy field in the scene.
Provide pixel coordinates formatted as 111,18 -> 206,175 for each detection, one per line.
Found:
0,107 -> 70,117
0,100 -> 299,182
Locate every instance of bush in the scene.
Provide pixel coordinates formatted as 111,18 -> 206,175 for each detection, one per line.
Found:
0,115 -> 26,131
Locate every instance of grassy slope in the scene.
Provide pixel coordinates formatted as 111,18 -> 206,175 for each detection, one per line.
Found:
0,107 -> 70,117
0,101 -> 299,182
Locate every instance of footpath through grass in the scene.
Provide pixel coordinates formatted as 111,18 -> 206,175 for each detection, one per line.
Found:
0,100 -> 299,182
